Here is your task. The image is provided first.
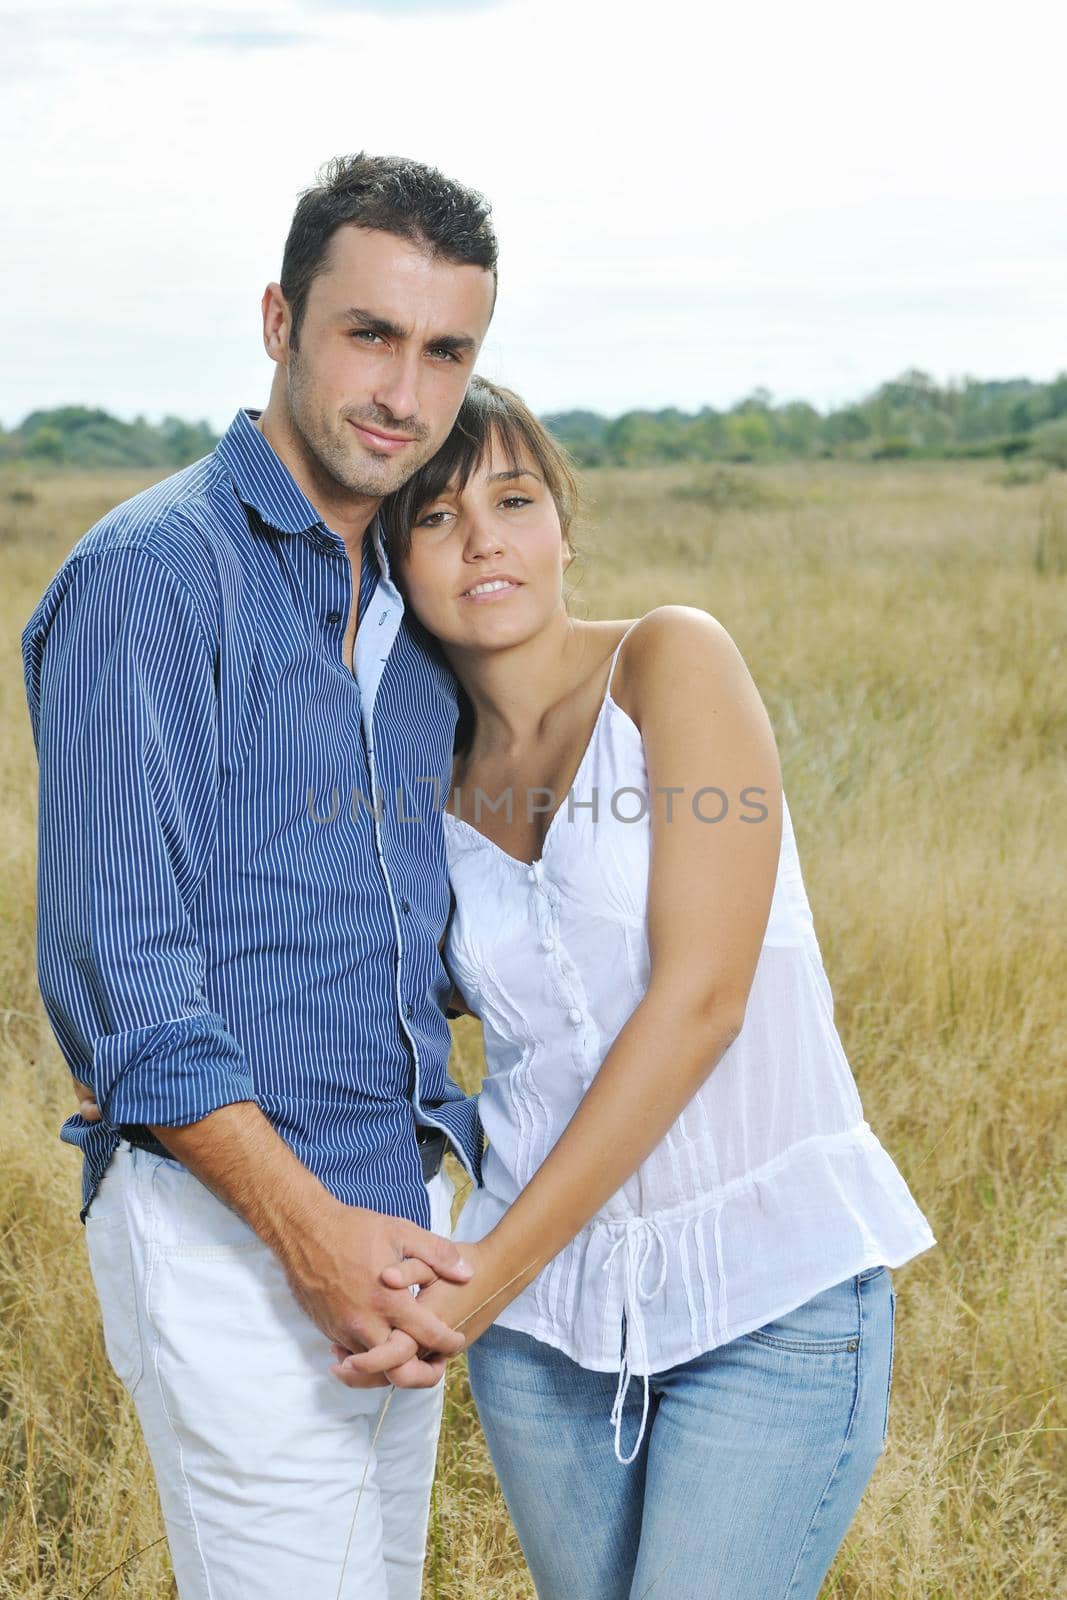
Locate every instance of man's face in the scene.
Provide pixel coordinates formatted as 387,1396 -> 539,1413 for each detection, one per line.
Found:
281,227 -> 496,500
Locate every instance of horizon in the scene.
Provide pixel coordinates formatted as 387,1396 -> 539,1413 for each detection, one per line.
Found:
3,366 -> 1058,437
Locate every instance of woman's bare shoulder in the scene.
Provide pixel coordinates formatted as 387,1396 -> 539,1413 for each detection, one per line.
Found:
609,606 -> 737,721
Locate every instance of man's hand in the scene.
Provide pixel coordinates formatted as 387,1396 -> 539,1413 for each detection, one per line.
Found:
147,1108 -> 475,1370
278,1199 -> 473,1377
74,1097 -> 472,1382
73,1079 -> 101,1121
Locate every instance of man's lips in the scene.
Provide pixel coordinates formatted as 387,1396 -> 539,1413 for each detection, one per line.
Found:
349,420 -> 417,455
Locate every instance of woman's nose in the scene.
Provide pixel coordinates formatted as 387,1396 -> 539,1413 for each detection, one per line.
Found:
463,510 -> 504,559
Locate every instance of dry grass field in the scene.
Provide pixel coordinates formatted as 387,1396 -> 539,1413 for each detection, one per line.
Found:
1,459 -> 1064,1598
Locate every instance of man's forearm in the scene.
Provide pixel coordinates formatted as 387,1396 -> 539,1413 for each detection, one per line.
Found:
147,1100 -> 473,1368
148,1101 -> 337,1264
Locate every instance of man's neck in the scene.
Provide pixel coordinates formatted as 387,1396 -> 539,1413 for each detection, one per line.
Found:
254,401 -> 380,558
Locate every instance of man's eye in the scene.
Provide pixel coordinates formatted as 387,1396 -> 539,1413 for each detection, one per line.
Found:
351,330 -> 383,344
428,347 -> 459,362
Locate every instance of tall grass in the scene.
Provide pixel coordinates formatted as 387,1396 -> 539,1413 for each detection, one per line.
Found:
1,461 -> 1063,1597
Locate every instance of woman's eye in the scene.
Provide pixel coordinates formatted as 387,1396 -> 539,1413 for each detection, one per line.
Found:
416,509 -> 452,528
500,495 -> 532,510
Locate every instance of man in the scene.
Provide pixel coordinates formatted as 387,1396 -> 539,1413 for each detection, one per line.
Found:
22,154 -> 497,1598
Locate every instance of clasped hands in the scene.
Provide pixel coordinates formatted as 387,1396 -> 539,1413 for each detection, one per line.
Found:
72,1077 -> 495,1394
329,1237 -> 497,1392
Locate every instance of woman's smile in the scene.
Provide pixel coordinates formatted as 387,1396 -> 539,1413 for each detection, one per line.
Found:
461,577 -> 524,601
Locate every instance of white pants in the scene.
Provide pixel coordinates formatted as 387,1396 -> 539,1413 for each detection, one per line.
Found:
85,1141 -> 454,1600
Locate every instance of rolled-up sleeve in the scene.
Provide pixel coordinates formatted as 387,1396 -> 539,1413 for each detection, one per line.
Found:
24,544 -> 255,1127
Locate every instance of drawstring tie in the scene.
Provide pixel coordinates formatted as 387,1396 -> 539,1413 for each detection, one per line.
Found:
601,1217 -> 668,1464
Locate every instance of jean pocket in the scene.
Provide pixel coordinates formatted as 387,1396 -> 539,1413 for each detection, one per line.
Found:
84,1214 -> 144,1395
744,1276 -> 862,1354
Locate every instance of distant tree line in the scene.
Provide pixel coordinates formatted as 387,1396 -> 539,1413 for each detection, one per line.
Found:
543,370 -> 1067,469
0,407 -> 218,470
4,372 -> 1067,471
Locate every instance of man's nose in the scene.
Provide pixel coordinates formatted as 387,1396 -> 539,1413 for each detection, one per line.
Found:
373,351 -> 420,426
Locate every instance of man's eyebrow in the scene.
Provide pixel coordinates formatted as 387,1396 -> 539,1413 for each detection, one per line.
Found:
486,468 -> 543,483
341,307 -> 476,355
342,308 -> 407,340
426,331 -> 478,356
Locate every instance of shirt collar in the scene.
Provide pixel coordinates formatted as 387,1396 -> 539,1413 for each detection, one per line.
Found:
217,407 -> 397,588
216,408 -> 323,536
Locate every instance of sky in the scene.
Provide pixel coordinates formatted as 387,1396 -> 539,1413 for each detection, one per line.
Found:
3,0 -> 1066,430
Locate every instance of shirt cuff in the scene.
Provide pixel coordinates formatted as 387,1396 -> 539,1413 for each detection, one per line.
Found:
94,1015 -> 255,1129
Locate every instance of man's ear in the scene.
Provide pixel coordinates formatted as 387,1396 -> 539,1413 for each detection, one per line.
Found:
261,282 -> 292,366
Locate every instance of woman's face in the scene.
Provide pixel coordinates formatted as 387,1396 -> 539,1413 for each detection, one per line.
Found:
398,431 -> 571,652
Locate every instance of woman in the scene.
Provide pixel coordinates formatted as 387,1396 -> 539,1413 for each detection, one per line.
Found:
336,376 -> 934,1597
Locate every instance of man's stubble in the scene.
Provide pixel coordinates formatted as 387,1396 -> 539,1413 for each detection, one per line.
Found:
285,345 -> 437,504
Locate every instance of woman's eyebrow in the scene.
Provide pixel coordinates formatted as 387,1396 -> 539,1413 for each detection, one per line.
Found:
486,468 -> 543,484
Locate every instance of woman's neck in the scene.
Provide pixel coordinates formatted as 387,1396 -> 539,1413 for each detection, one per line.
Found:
445,613 -> 598,759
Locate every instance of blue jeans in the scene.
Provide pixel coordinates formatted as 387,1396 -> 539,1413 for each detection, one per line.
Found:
466,1266 -> 895,1600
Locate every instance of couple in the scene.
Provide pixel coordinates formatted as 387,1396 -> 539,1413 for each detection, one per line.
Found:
23,153 -> 934,1599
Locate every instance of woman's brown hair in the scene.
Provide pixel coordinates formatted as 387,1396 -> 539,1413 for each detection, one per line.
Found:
382,375 -> 579,567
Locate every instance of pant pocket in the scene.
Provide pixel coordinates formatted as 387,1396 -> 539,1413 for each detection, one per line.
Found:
743,1275 -> 862,1354
84,1214 -> 144,1395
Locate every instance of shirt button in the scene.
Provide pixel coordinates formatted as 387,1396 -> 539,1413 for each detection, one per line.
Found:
526,867 -> 537,884
540,937 -> 555,953
325,610 -> 342,625
567,1007 -> 583,1026
400,899 -> 410,914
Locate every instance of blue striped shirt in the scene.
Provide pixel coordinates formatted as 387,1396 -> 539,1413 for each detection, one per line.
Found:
23,407 -> 482,1224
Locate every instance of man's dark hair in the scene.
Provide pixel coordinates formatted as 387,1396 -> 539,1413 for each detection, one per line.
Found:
280,153 -> 498,348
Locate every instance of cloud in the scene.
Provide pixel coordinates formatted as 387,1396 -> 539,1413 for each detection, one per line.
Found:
1,0 -> 515,80
187,23 -> 308,50
4,4 -> 312,59
3,0 -> 509,72
310,0 -> 507,11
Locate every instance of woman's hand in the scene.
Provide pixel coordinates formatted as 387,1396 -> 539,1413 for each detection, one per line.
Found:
330,1238 -> 513,1389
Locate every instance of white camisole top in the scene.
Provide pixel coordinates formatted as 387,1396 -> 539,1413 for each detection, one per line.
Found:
446,618 -> 935,1460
